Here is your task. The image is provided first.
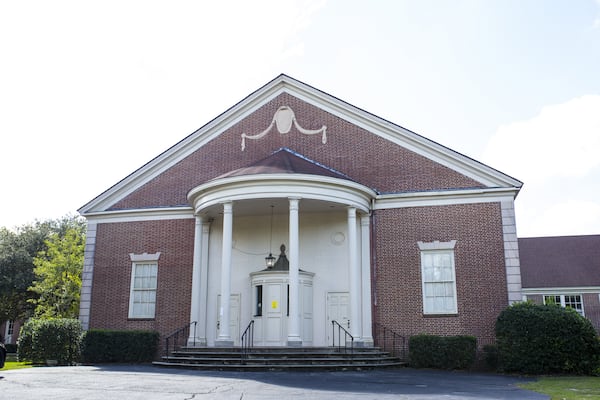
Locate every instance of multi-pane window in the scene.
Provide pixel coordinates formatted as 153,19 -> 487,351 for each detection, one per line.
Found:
418,241 -> 458,315
544,294 -> 584,316
128,252 -> 160,319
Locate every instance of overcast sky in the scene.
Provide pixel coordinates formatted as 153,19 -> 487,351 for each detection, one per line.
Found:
1,0 -> 599,237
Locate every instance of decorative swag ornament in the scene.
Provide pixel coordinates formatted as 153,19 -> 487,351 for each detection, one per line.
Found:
241,106 -> 327,150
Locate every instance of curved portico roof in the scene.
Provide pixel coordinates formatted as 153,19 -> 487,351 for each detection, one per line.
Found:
216,147 -> 355,181
188,148 -> 376,216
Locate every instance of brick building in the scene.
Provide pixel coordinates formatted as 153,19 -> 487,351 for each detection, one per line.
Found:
78,75 -> 523,349
520,235 -> 600,332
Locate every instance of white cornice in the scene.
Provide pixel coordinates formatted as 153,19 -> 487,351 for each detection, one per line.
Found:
83,207 -> 194,224
374,187 -> 519,209
79,74 -> 522,215
188,173 -> 377,214
523,287 -> 600,295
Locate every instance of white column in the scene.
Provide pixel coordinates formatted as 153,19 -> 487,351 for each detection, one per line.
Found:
287,197 -> 302,346
216,201 -> 234,346
197,219 -> 211,345
348,207 -> 361,339
360,214 -> 374,346
188,215 -> 203,346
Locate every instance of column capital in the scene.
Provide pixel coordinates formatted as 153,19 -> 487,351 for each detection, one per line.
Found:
288,197 -> 300,210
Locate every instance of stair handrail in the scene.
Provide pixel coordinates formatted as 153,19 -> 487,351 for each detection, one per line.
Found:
164,321 -> 197,360
331,320 -> 354,359
240,319 -> 254,362
372,322 -> 407,360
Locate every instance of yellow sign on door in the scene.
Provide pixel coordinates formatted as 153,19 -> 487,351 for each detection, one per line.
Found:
271,300 -> 278,309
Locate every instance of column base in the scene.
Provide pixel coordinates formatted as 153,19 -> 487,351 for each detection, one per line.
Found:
286,338 -> 303,347
353,338 -> 374,348
214,339 -> 234,347
187,337 -> 207,347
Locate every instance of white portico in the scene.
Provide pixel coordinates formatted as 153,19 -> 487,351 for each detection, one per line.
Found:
186,148 -> 376,347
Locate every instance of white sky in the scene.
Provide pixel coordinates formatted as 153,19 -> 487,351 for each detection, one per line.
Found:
1,0 -> 599,237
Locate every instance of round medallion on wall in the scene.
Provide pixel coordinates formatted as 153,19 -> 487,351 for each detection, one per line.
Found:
331,232 -> 345,246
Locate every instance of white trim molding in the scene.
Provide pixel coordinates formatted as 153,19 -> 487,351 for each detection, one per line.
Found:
523,286 -> 600,295
501,200 -> 522,304
78,221 -> 97,330
375,187 -> 519,210
84,207 -> 194,224
417,240 -> 457,251
188,173 -> 376,215
129,252 -> 162,262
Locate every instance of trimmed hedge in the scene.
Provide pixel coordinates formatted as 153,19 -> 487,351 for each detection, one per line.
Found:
81,329 -> 159,363
17,318 -> 82,365
409,334 -> 477,370
496,302 -> 600,375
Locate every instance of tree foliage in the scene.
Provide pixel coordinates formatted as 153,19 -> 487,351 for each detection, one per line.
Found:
29,223 -> 85,318
0,215 -> 85,321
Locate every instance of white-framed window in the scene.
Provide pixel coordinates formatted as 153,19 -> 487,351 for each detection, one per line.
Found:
543,294 -> 584,316
128,252 -> 161,319
418,240 -> 458,315
4,320 -> 14,344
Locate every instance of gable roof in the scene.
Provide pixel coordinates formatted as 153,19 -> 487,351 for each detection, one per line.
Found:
79,74 -> 522,215
519,235 -> 600,288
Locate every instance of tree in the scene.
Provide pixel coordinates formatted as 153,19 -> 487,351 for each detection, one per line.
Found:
0,222 -> 54,321
29,225 -> 85,319
0,215 -> 86,322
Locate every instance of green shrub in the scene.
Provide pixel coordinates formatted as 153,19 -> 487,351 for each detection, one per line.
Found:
81,330 -> 159,363
409,334 -> 477,370
17,318 -> 82,365
496,302 -> 600,375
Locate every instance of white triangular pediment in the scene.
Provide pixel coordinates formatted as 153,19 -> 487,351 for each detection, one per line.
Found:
79,74 -> 522,215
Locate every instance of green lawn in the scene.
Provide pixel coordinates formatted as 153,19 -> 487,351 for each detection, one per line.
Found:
2,354 -> 33,371
2,361 -> 33,370
518,376 -> 600,400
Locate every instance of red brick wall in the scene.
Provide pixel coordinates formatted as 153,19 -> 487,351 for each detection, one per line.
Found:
89,219 -> 195,343
583,293 -> 600,333
111,93 -> 482,210
373,202 -> 507,347
0,320 -> 23,346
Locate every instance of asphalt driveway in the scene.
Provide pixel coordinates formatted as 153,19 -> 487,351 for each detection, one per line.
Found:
0,365 -> 548,400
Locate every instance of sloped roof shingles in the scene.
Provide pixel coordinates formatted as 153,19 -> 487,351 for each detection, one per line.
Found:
519,235 -> 600,288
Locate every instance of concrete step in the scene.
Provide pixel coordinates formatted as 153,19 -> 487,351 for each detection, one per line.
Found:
152,361 -> 406,371
154,346 -> 405,371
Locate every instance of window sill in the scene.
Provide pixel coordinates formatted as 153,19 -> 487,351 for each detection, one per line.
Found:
423,313 -> 458,318
127,317 -> 156,321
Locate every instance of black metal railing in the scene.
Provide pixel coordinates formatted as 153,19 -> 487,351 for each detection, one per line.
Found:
164,321 -> 197,359
372,322 -> 407,360
240,320 -> 254,362
331,320 -> 354,359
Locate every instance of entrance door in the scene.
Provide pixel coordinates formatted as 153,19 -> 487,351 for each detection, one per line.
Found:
216,293 -> 241,345
264,283 -> 286,345
326,292 -> 350,345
